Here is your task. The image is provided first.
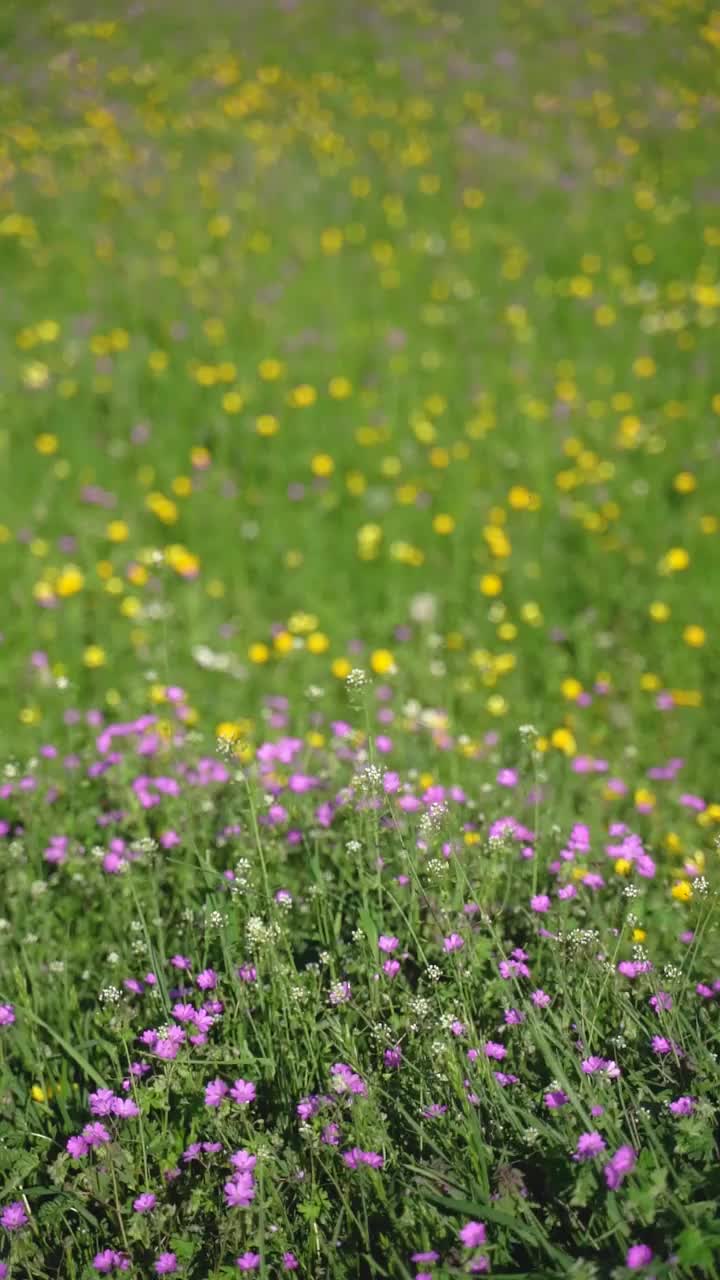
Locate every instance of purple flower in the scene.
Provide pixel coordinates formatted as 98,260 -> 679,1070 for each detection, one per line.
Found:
459,1221 -> 487,1248
1,1202 -> 28,1232
649,991 -> 673,1013
224,1174 -> 255,1207
604,1145 -> 636,1190
343,1147 -> 384,1169
154,1254 -> 178,1275
574,1132 -> 606,1161
443,933 -> 464,952
531,989 -> 551,1008
384,1046 -> 402,1069
230,1078 -> 256,1105
133,1193 -> 157,1213
81,1122 -> 111,1147
196,968 -> 217,990
236,1252 -> 261,1271
112,1097 -> 140,1119
504,1008 -> 525,1025
530,894 -> 550,913
205,1077 -> 228,1107
669,1095 -> 696,1116
626,1244 -> 653,1270
544,1090 -> 569,1109
230,1150 -> 257,1173
378,934 -> 399,952
66,1135 -> 89,1158
282,1254 -> 299,1271
93,1249 -> 130,1273
89,1088 -> 116,1116
412,1251 -> 440,1263
484,1041 -> 506,1060
0,1005 -> 16,1027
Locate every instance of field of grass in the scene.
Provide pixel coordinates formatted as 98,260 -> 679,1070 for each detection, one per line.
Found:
1,0 -> 720,1276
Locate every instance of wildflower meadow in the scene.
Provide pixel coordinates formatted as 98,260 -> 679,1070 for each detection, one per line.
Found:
1,1 -> 720,1277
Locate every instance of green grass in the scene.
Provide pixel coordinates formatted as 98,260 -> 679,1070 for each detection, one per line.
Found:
0,0 -> 719,1276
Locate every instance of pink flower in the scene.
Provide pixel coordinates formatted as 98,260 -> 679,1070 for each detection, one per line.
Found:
626,1244 -> 653,1270
574,1132 -> 606,1161
530,894 -> 551,913
205,1077 -> 228,1107
230,1078 -> 256,1105
133,1193 -> 157,1213
112,1097 -> 139,1119
154,1254 -> 178,1275
443,933 -> 464,952
604,1145 -> 636,1190
669,1096 -> 695,1116
484,1041 -> 506,1060
459,1221 -> 487,1248
378,935 -> 399,952
230,1150 -> 257,1173
224,1174 -> 255,1207
1,1202 -> 28,1231
82,1122 -> 111,1147
544,1090 -> 569,1109
236,1254 -> 260,1272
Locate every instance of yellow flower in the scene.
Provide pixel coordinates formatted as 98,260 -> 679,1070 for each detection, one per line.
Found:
432,513 -> 455,535
56,566 -> 84,597
614,858 -> 632,876
165,545 -> 200,577
551,727 -> 576,755
632,929 -> 646,943
83,644 -> 106,668
332,657 -> 351,679
561,678 -> 582,700
662,547 -> 689,573
311,452 -> 334,477
486,694 -> 508,716
256,414 -> 279,437
683,624 -> 706,648
273,631 -> 294,655
328,376 -> 352,399
671,881 -> 693,902
222,390 -> 245,414
633,355 -> 656,378
148,350 -> 168,373
146,492 -> 178,525
320,227 -> 343,254
31,1084 -> 48,1103
634,788 -> 655,810
673,472 -> 696,494
258,358 -> 284,381
307,631 -> 329,654
35,432 -> 58,454
106,520 -> 128,542
290,384 -> 317,408
370,648 -> 396,676
23,361 -> 50,388
248,642 -> 270,664
649,601 -> 670,622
